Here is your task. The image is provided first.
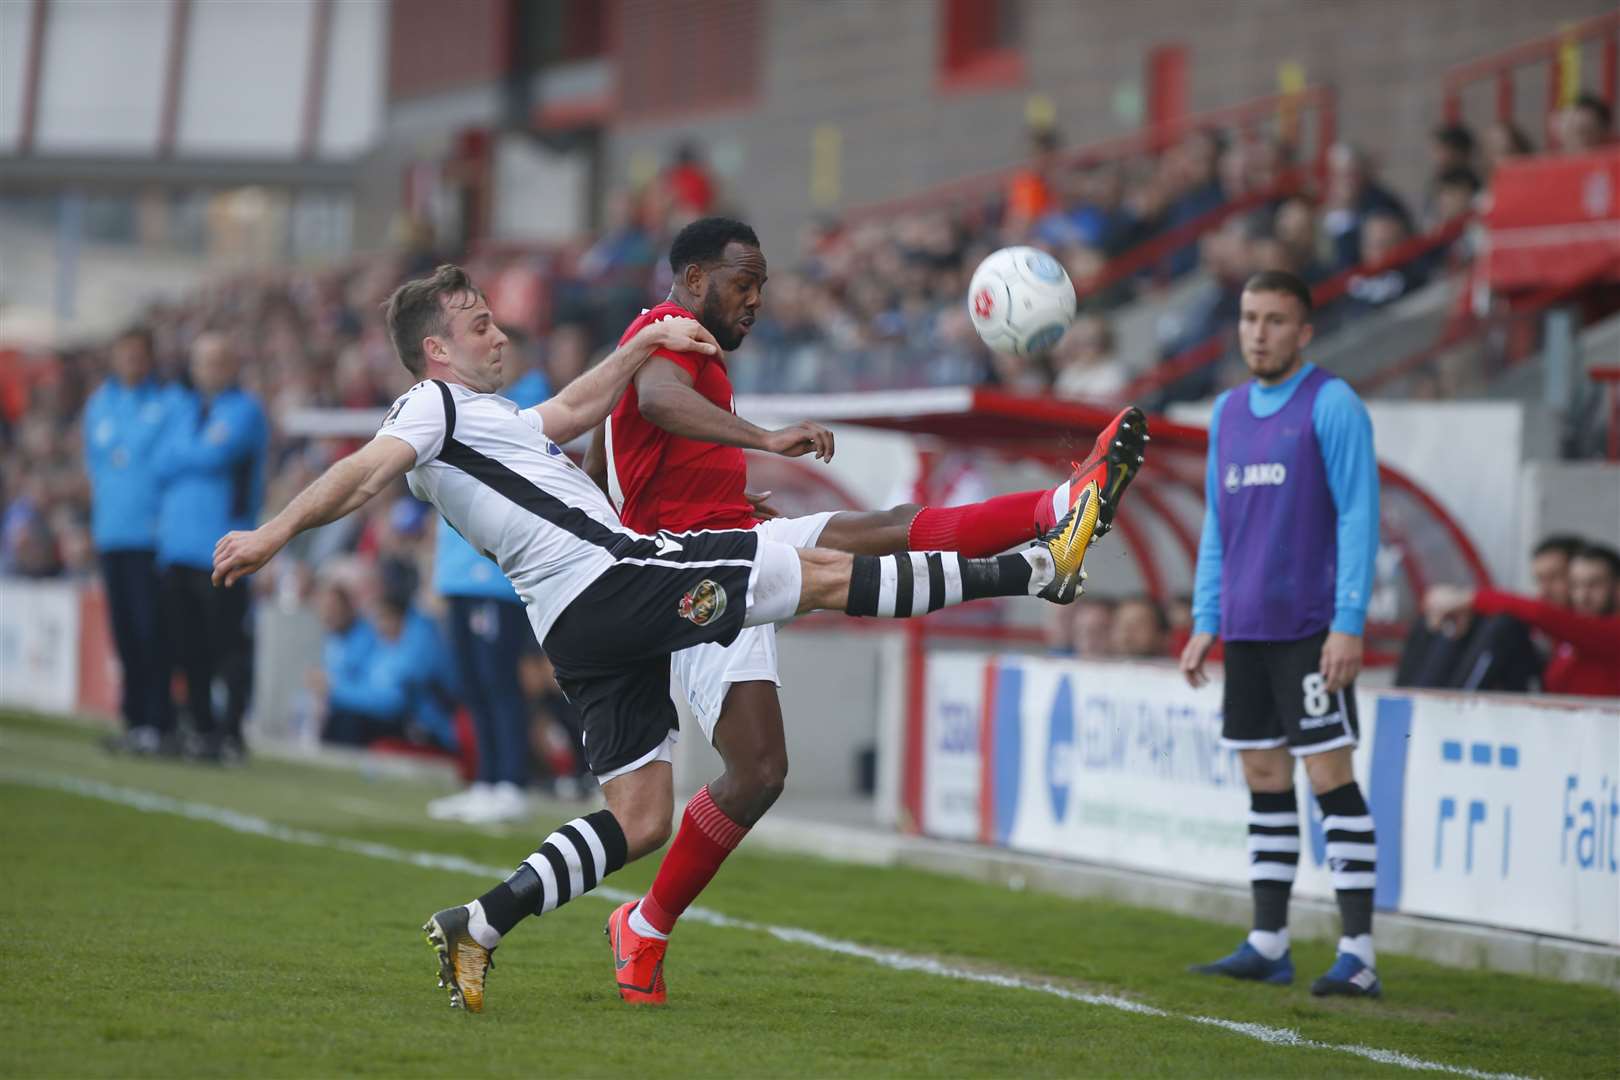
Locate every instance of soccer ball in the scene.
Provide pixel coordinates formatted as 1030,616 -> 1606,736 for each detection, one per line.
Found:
966,246 -> 1077,357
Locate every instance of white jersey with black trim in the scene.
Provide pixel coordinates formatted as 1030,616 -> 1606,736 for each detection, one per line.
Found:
374,379 -> 638,644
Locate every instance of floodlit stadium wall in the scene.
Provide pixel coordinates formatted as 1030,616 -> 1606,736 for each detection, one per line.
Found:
917,652 -> 1620,948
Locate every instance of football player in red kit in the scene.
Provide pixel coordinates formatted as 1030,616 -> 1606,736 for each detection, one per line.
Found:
585,216 -> 1145,1004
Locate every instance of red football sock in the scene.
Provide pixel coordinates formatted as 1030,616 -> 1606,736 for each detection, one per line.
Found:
907,490 -> 1050,557
639,784 -> 749,936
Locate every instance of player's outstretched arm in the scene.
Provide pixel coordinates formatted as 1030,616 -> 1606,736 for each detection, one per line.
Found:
211,436 -> 416,586
636,359 -> 834,461
535,317 -> 720,445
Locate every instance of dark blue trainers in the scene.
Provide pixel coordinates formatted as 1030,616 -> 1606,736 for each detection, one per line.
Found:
1188,941 -> 1294,985
1310,952 -> 1382,998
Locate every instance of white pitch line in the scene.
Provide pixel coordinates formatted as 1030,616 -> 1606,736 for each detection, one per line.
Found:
3,771 -> 1531,1080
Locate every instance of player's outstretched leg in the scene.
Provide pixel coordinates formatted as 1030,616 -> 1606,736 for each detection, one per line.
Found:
828,404 -> 1151,559
754,412 -> 1146,622
423,808 -> 631,1012
836,484 -> 1097,613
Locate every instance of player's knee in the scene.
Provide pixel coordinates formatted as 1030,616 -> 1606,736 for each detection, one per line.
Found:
1240,749 -> 1292,792
733,750 -> 787,798
753,749 -> 788,800
1303,748 -> 1354,793
722,750 -> 787,820
621,806 -> 674,857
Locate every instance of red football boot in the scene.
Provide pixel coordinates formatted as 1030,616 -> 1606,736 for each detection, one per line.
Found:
605,901 -> 668,1006
1046,405 -> 1149,541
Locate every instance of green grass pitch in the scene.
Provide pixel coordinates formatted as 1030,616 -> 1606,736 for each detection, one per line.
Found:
0,711 -> 1613,1078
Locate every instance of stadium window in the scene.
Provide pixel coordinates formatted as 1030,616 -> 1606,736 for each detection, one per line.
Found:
938,0 -> 1025,91
522,0 -> 612,66
615,0 -> 760,121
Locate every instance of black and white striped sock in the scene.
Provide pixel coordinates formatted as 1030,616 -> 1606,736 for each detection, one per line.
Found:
846,550 -> 1048,616
465,810 -> 629,948
1318,781 -> 1376,943
1248,789 -> 1300,944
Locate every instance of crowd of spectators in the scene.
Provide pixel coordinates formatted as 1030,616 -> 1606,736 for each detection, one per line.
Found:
1044,592 -> 1193,664
511,118 -> 1522,403
0,251 -> 601,795
2,97 -> 1614,767
741,94 -> 1612,404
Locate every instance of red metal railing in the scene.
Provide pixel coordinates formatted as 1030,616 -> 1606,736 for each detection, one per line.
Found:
1590,366 -> 1620,461
1442,11 -> 1620,148
1119,216 -> 1472,402
843,85 -> 1338,224
1352,273 -> 1605,400
1073,168 -> 1307,304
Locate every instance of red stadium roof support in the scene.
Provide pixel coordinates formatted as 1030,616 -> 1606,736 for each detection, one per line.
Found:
1352,272 -> 1611,409
747,388 -> 1487,833
16,0 -> 48,155
1589,366 -> 1620,461
741,385 -> 1493,604
1441,11 -> 1620,141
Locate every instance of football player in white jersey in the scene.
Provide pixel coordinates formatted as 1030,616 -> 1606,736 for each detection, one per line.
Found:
212,264 -> 1144,1013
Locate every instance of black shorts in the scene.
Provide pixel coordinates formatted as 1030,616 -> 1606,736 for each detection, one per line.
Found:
542,528 -> 759,777
1221,630 -> 1359,756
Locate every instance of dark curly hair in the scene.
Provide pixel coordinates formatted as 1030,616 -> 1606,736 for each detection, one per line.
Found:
668,217 -> 759,276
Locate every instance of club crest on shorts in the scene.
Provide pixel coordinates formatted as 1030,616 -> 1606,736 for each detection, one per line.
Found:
678,579 -> 727,626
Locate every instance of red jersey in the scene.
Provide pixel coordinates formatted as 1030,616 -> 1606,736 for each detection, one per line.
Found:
1473,588 -> 1620,698
606,301 -> 755,534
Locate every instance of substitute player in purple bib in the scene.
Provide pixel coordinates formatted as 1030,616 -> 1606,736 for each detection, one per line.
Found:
1179,269 -> 1382,998
209,264 -> 1150,1013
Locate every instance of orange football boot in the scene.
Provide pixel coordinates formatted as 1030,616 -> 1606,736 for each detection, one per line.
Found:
1049,405 -> 1149,541
605,900 -> 668,1005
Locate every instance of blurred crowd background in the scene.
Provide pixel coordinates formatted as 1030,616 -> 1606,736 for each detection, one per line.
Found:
10,91 -> 1614,583
2,0 -> 1616,814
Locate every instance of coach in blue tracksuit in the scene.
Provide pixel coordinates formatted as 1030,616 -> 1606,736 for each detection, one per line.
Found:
154,332 -> 268,763
84,326 -> 174,752
1179,270 -> 1384,999
425,363 -> 549,824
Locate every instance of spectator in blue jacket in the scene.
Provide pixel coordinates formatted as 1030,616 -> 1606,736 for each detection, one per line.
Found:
322,567 -> 459,752
425,359 -> 549,824
85,326 -> 175,754
154,332 -> 268,763
312,573 -> 380,743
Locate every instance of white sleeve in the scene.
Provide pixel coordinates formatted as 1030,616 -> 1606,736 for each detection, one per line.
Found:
373,383 -> 447,467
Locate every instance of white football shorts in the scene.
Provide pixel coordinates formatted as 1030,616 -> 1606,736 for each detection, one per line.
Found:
670,511 -> 837,743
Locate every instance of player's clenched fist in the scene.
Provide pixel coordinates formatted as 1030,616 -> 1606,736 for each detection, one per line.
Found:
212,528 -> 278,587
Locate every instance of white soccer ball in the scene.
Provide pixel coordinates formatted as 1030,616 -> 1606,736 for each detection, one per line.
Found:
966,245 -> 1077,357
